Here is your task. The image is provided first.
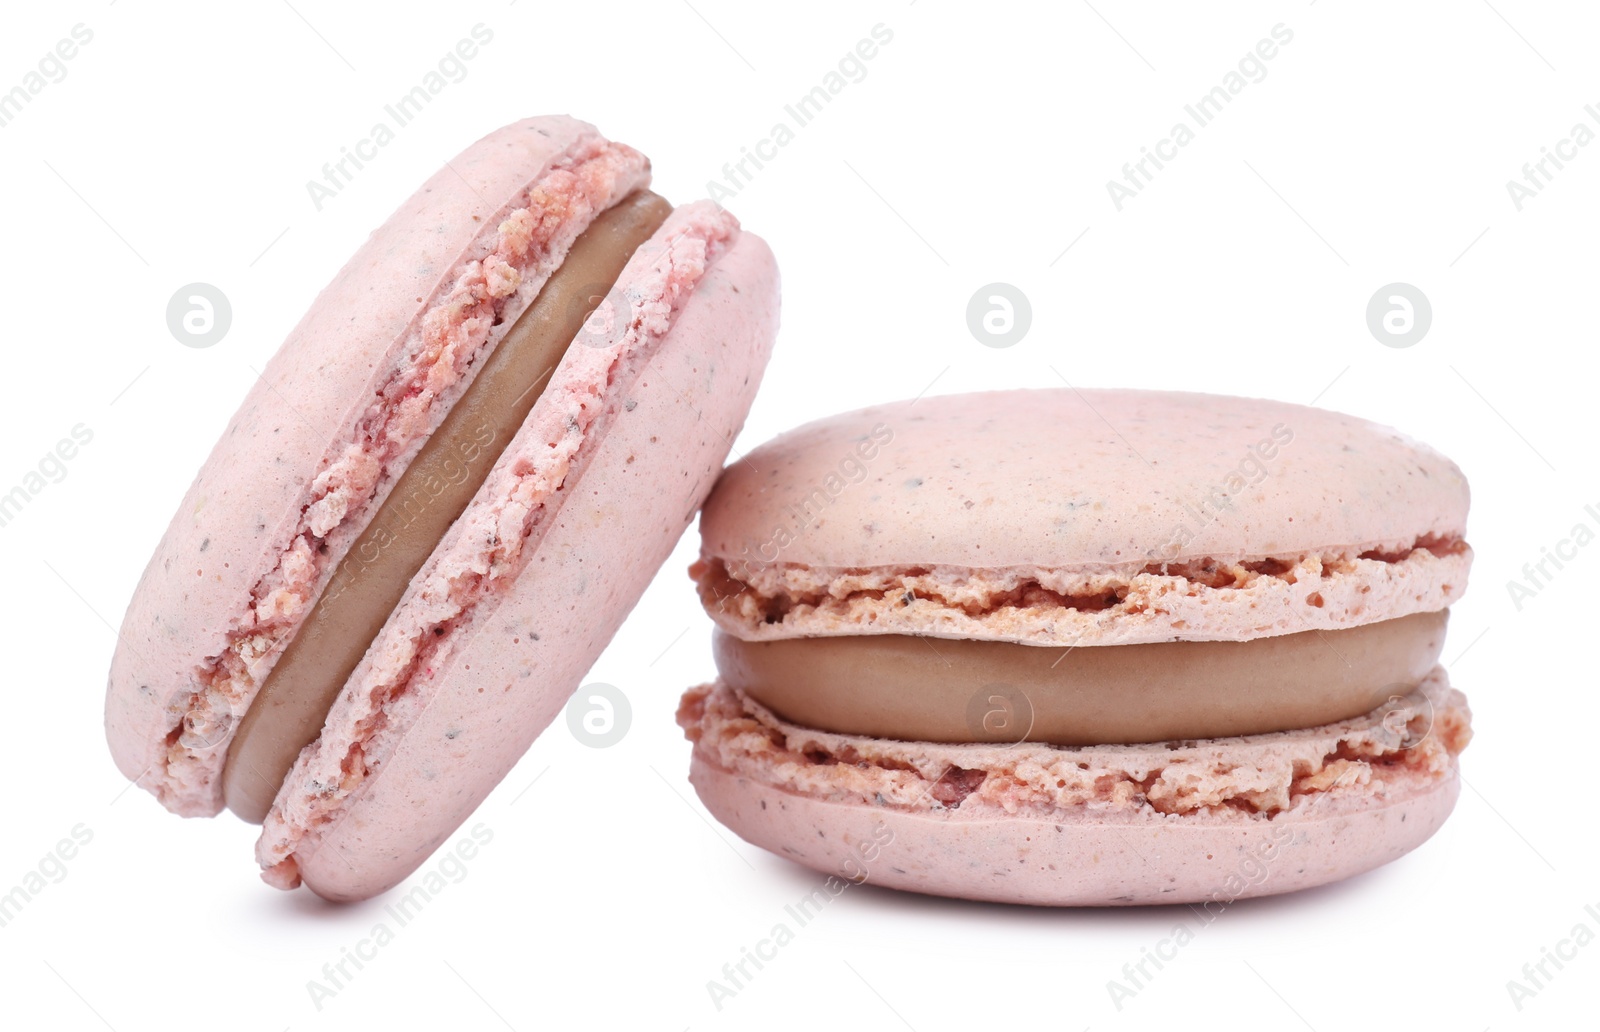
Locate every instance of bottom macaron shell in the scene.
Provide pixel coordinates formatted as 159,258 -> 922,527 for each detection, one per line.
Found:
687,753 -> 1461,906
285,230 -> 778,901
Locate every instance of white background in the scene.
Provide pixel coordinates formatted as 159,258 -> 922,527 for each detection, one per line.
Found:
1,1 -> 1595,1029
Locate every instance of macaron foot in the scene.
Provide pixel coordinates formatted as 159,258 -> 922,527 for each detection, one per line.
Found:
677,668 -> 1471,906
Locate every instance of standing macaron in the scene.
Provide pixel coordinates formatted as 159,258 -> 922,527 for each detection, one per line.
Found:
105,116 -> 780,901
678,389 -> 1472,905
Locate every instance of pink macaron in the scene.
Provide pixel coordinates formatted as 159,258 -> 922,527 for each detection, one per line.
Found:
678,388 -> 1473,906
105,115 -> 780,901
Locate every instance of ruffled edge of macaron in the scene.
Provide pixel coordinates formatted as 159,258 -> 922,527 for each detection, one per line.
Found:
677,665 -> 1470,822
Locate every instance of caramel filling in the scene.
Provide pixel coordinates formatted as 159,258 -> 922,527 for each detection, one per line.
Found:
713,610 -> 1447,746
222,191 -> 673,822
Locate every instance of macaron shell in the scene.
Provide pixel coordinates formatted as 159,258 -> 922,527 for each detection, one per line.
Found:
107,117 -> 650,815
279,223 -> 780,901
682,667 -> 1466,818
680,667 -> 1467,905
686,752 -> 1459,905
695,388 -> 1471,646
700,389 -> 1470,569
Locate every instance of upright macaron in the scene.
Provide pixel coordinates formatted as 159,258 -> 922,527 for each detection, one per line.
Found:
678,388 -> 1472,905
106,115 -> 780,901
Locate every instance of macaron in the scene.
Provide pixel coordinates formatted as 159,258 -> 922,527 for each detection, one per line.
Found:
678,388 -> 1472,905
105,115 -> 780,901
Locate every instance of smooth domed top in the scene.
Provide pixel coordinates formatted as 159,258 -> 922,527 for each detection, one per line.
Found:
700,388 -> 1468,570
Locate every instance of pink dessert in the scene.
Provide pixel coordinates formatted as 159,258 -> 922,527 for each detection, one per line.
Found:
677,388 -> 1473,905
105,115 -> 780,901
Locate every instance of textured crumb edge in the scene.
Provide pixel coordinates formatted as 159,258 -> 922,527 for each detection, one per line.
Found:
153,139 -> 649,817
256,205 -> 740,890
677,665 -> 1470,821
692,536 -> 1471,646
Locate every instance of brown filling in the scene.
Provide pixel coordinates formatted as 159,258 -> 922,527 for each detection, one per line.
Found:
222,190 -> 672,823
713,610 -> 1447,746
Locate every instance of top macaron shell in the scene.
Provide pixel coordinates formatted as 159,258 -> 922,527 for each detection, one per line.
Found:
697,389 -> 1471,646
